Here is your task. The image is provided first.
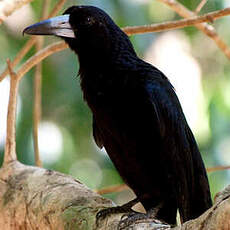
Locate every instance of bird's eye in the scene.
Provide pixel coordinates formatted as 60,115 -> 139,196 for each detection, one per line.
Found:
85,17 -> 94,25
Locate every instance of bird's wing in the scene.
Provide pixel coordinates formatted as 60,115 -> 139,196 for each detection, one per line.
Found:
145,75 -> 211,222
145,76 -> 193,183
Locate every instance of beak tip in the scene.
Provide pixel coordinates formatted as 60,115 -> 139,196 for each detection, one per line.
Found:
22,28 -> 27,36
22,26 -> 32,36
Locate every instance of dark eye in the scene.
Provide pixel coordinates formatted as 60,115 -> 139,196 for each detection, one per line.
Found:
86,17 -> 94,25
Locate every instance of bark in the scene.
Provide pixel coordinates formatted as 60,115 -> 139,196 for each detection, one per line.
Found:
0,160 -> 229,230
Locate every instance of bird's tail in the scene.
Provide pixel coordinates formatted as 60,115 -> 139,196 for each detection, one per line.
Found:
179,127 -> 212,223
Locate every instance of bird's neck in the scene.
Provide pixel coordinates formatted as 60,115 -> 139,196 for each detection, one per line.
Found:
77,28 -> 138,75
79,49 -> 139,77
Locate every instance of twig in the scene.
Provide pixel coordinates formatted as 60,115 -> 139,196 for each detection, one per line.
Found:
33,42 -> 43,167
0,2 -> 230,83
0,37 -> 37,82
124,7 -> 230,35
17,42 -> 68,81
207,165 -> 230,173
96,165 -> 230,195
49,0 -> 66,18
0,0 -> 67,82
41,0 -> 50,20
3,60 -> 18,165
33,0 -> 50,167
195,0 -> 207,13
96,184 -> 129,195
158,0 -> 230,59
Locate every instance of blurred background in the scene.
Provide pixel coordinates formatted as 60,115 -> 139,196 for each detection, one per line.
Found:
1,0 -> 230,206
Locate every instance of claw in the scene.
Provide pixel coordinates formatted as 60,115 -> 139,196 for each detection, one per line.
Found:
96,198 -> 139,226
118,213 -> 170,230
118,212 -> 147,229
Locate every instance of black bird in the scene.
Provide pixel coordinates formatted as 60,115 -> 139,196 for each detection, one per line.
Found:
24,5 -> 212,225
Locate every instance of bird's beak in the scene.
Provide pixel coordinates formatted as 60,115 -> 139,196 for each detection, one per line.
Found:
23,15 -> 75,38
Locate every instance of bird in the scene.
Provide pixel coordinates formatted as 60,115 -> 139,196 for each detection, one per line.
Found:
23,5 -> 212,225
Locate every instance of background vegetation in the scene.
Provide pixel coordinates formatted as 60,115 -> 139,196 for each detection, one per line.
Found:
1,0 -> 230,207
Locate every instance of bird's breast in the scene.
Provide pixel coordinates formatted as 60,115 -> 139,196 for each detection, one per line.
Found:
80,72 -> 127,107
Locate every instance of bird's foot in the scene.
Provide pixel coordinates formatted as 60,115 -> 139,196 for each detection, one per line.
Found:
118,207 -> 169,230
96,198 -> 139,225
118,212 -> 147,229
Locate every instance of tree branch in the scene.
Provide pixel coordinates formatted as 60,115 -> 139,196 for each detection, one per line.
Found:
0,37 -> 37,82
158,0 -> 230,59
0,161 -> 115,230
123,7 -> 230,35
48,0 -> 66,18
207,165 -> 230,173
96,163 -> 230,195
0,6 -> 229,84
0,0 -> 67,82
3,60 -> 18,165
0,161 -> 229,230
195,0 -> 207,13
96,184 -> 129,195
33,0 -> 50,168
17,42 -> 68,81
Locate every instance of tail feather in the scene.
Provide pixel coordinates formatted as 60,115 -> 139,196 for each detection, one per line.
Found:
179,127 -> 212,223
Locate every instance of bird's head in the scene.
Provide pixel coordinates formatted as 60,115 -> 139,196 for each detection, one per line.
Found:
23,5 -> 135,68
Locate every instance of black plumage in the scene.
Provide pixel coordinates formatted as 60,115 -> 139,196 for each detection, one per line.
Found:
23,5 -> 212,225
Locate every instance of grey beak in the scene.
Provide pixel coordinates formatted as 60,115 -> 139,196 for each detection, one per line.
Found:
23,15 -> 75,38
